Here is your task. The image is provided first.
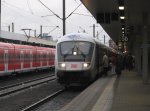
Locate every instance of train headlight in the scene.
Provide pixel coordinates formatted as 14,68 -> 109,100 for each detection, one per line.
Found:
83,63 -> 90,68
59,63 -> 66,68
73,51 -> 77,55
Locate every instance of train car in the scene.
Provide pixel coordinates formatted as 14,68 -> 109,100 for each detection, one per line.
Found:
0,42 -> 15,75
14,44 -> 36,72
55,33 -> 117,86
0,42 -> 55,76
35,46 -> 55,70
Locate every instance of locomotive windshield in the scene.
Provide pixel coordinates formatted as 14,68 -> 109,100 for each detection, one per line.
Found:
60,41 -> 93,55
57,41 -> 94,62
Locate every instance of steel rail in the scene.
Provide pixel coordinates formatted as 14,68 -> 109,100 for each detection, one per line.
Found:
0,74 -> 54,90
0,75 -> 56,97
21,89 -> 65,111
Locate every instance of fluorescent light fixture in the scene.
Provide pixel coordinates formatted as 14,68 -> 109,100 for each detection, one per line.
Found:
122,28 -> 125,30
119,6 -> 125,10
122,31 -> 125,33
120,16 -> 125,19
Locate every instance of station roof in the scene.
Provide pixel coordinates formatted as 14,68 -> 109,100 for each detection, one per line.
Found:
0,30 -> 56,47
81,0 -> 150,51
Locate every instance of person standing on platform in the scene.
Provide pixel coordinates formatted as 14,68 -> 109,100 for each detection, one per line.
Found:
126,53 -> 134,71
115,54 -> 123,76
102,52 -> 109,76
111,52 -> 116,75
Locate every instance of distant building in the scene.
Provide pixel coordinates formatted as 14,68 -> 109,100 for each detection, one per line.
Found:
42,33 -> 53,41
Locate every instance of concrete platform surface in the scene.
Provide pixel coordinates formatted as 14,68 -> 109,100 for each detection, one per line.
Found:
60,75 -> 117,111
52,70 -> 150,111
111,70 -> 150,111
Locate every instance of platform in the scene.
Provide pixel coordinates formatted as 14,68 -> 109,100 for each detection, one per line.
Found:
60,70 -> 150,111
111,70 -> 150,111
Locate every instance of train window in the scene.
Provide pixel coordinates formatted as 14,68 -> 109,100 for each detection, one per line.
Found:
0,53 -> 4,64
40,53 -> 43,61
49,52 -> 52,60
9,52 -> 14,63
26,53 -> 30,62
52,51 -> 55,59
33,54 -> 35,62
60,41 -> 94,55
47,53 -> 49,61
21,53 -> 24,62
17,53 -> 20,62
37,53 -> 40,61
43,53 -> 46,61
77,42 -> 94,54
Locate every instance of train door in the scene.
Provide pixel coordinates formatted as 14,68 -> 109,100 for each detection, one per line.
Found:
49,51 -> 51,66
40,52 -> 42,67
0,49 -> 4,72
30,51 -> 33,68
21,51 -> 24,69
4,49 -> 8,73
51,50 -> 55,65
47,52 -> 49,66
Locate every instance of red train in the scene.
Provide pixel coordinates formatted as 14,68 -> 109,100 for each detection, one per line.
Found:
0,42 -> 55,76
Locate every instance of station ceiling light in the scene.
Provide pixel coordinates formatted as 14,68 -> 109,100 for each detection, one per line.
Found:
119,6 -> 125,10
120,16 -> 125,19
122,27 -> 125,30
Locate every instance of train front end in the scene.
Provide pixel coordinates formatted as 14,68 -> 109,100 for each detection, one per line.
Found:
55,33 -> 95,86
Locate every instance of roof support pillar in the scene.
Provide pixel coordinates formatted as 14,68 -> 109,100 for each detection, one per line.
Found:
134,35 -> 142,75
142,12 -> 149,84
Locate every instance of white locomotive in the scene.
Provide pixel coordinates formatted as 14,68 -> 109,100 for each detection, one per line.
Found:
55,33 -> 117,86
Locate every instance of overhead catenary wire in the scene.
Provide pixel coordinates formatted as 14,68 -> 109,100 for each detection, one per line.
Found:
3,1 -> 49,20
3,1 -> 33,15
26,0 -> 34,15
73,0 -> 80,5
38,0 -> 62,20
72,13 -> 93,17
2,0 -> 103,39
48,26 -> 59,34
2,1 -> 60,37
66,3 -> 82,19
79,26 -> 88,33
2,3 -> 26,17
2,1 -> 58,26
38,0 -> 82,20
41,14 -> 54,17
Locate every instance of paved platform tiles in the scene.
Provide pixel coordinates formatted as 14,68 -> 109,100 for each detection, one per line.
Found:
112,70 -> 150,111
58,70 -> 150,111
60,74 -> 117,111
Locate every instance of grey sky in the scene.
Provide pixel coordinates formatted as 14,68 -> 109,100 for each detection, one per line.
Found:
1,0 -> 110,44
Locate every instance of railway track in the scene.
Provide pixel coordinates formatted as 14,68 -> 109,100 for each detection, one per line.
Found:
21,89 -> 65,111
0,75 -> 56,97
